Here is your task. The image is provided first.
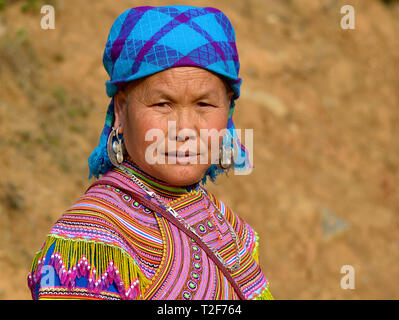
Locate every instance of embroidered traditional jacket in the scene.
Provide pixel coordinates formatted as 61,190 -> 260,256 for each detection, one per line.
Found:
27,161 -> 273,300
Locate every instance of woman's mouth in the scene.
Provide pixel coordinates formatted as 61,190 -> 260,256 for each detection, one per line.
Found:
162,152 -> 201,164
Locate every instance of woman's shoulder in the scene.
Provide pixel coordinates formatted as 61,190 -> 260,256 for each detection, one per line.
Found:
27,183 -> 158,299
46,183 -> 158,248
204,189 -> 273,300
204,189 -> 260,259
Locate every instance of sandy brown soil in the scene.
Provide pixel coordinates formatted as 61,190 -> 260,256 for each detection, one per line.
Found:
0,0 -> 398,299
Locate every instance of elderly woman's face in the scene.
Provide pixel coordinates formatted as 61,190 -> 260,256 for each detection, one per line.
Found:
114,67 -> 234,186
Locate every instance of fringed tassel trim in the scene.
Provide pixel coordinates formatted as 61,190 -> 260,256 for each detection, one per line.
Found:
252,282 -> 274,300
27,235 -> 150,300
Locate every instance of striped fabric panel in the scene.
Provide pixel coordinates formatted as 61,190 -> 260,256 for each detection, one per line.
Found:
204,190 -> 271,299
38,286 -> 121,300
28,161 -> 272,300
46,184 -> 165,282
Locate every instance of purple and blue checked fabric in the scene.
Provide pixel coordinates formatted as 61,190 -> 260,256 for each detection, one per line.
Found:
103,5 -> 241,98
88,5 -> 250,181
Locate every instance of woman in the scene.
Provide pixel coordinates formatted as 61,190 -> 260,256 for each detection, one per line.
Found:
27,5 -> 273,300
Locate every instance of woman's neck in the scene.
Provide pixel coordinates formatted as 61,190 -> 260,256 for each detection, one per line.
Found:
121,156 -> 200,199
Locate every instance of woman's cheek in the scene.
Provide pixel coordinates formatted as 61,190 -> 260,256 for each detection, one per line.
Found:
139,122 -> 168,164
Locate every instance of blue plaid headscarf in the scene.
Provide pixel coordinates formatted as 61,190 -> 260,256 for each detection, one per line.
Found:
88,5 -> 251,183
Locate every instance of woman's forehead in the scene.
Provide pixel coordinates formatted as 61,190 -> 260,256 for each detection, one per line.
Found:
149,67 -> 223,85
133,68 -> 229,98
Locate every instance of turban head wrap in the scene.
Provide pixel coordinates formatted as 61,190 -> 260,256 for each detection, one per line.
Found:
88,5 -> 251,183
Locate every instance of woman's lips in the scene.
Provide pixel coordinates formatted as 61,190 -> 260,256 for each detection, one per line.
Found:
164,152 -> 200,157
162,152 -> 202,164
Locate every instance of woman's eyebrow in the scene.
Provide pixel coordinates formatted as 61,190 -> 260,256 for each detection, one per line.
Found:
194,92 -> 213,100
149,90 -> 218,102
147,90 -> 176,102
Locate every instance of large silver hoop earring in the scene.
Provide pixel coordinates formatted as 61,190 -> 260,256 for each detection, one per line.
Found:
107,126 -> 125,167
217,143 -> 235,170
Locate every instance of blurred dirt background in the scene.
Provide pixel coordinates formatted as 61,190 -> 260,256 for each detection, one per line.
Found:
0,0 -> 398,299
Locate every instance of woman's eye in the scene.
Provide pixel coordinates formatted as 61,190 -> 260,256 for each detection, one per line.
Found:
153,102 -> 169,107
198,102 -> 211,107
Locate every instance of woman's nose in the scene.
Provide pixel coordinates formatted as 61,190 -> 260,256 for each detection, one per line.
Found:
176,128 -> 197,142
173,109 -> 198,141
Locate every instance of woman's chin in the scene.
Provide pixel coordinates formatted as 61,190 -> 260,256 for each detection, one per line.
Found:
149,163 -> 209,186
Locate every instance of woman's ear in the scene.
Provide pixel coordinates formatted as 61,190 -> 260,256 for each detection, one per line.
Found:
228,90 -> 234,103
113,90 -> 129,134
226,90 -> 234,111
